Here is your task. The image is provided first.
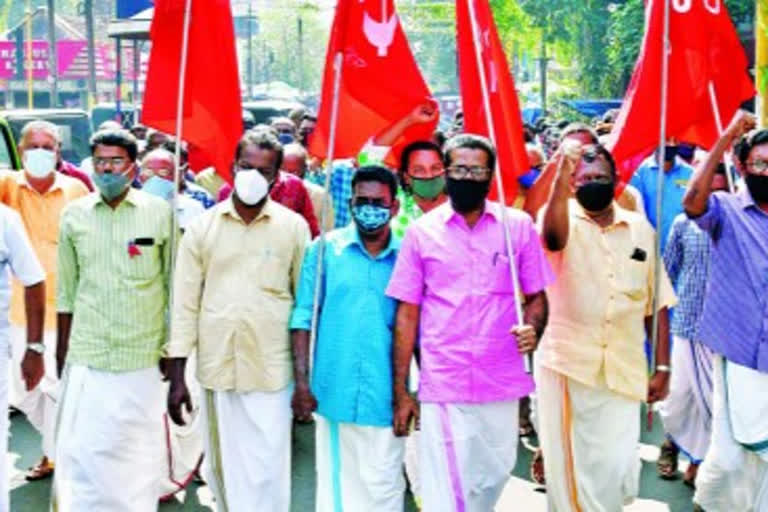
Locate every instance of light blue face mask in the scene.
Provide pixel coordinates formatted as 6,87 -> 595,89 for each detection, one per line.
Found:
352,204 -> 391,233
142,175 -> 175,200
93,169 -> 132,201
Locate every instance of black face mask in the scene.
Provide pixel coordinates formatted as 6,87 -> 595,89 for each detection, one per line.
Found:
663,145 -> 678,163
745,173 -> 768,203
576,181 -> 615,212
446,177 -> 491,212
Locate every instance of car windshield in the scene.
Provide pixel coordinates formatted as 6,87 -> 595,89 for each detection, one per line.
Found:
7,114 -> 92,165
0,128 -> 13,170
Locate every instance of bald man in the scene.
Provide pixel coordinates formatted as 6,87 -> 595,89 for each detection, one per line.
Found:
282,143 -> 335,231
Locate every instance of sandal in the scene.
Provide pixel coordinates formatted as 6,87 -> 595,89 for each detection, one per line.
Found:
656,440 -> 679,480
25,457 -> 54,481
683,462 -> 699,488
530,448 -> 546,486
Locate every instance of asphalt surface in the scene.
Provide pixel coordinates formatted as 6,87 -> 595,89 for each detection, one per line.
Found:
8,407 -> 696,511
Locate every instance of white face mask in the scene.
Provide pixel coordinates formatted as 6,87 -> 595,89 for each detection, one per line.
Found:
24,148 -> 57,179
234,169 -> 269,205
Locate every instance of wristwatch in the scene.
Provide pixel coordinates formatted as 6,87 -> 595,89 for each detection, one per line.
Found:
26,342 -> 45,355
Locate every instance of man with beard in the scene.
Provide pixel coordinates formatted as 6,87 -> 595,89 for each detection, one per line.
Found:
386,134 -> 553,511
684,112 -> 768,512
536,140 -> 675,511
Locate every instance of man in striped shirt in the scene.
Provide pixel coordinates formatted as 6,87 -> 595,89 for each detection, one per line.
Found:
53,129 -> 172,512
683,111 -> 768,512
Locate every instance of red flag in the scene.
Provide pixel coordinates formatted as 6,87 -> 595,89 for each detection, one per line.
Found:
456,0 -> 528,204
609,0 -> 754,191
142,0 -> 242,183
309,0 -> 435,164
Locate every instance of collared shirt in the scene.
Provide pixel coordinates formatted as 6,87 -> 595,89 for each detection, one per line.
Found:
386,201 -> 554,403
693,189 -> 768,371
0,170 -> 88,328
303,179 -> 335,232
663,214 -> 711,340
290,224 -> 399,427
168,198 -> 309,392
184,182 -> 215,209
218,172 -> 320,237
306,160 -> 355,228
57,188 -> 172,372
0,205 -> 45,333
630,156 -> 693,251
536,201 -> 677,402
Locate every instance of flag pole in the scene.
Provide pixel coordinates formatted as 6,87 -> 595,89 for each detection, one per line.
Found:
464,0 -> 529,372
649,0 -> 671,431
309,51 -> 343,378
168,0 -> 193,337
708,81 -> 736,193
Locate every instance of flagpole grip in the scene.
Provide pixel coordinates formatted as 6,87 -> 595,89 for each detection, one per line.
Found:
708,81 -> 736,193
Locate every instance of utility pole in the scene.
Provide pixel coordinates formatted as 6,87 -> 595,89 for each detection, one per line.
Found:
247,1 -> 253,99
84,0 -> 97,108
297,15 -> 304,94
47,0 -> 58,107
538,36 -> 549,113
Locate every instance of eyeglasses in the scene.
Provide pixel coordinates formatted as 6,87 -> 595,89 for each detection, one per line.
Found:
746,159 -> 768,175
94,156 -> 128,168
352,197 -> 391,208
446,165 -> 491,180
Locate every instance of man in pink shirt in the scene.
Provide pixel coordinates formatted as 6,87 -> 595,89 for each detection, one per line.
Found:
386,134 -> 553,511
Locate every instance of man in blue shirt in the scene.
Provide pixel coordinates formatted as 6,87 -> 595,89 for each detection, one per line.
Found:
290,165 -> 404,511
630,143 -> 694,251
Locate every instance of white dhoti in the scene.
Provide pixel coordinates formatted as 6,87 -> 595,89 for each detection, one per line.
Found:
52,365 -> 165,512
420,400 -> 519,512
694,355 -> 768,511
315,415 -> 405,512
201,385 -> 292,512
9,326 -> 58,459
0,336 -> 11,512
535,364 -> 641,512
158,353 -> 203,501
659,335 -> 714,463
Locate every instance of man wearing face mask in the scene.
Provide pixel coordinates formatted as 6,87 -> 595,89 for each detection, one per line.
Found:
0,120 -> 88,482
167,130 -> 309,511
683,112 -> 768,512
629,139 -> 694,251
271,117 -> 298,146
282,143 -> 335,231
537,141 -> 675,512
53,129 -> 173,511
387,134 -> 553,511
290,166 -> 406,511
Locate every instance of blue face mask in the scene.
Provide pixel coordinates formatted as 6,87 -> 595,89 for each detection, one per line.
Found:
277,133 -> 294,145
352,204 -> 391,233
518,167 -> 541,189
142,175 -> 175,200
93,169 -> 132,201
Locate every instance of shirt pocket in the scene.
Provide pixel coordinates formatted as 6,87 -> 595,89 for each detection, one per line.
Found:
250,249 -> 291,295
485,253 -> 515,294
124,242 -> 162,281
618,259 -> 646,302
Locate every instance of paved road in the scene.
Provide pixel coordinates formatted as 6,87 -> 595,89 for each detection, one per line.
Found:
9,408 -> 695,511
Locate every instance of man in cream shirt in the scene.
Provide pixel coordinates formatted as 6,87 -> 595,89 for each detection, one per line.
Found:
167,130 -> 309,512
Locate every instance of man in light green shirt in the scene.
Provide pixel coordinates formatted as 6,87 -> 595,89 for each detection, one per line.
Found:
53,129 -> 171,512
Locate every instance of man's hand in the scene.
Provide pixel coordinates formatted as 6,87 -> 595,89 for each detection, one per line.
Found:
393,392 -> 419,437
647,371 -> 670,404
725,110 -> 757,142
511,324 -> 538,354
558,139 -> 583,177
21,351 -> 44,391
166,357 -> 192,426
408,102 -> 438,125
291,383 -> 317,423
